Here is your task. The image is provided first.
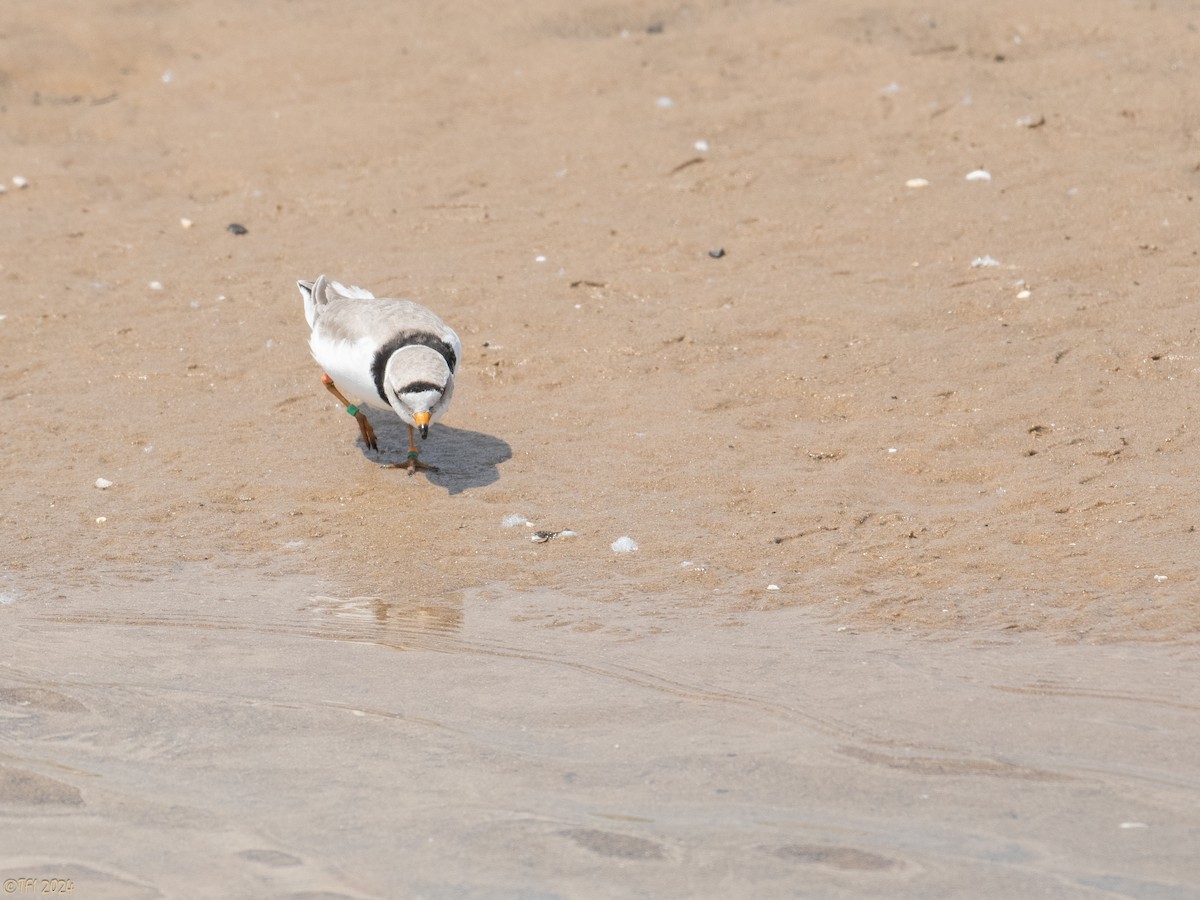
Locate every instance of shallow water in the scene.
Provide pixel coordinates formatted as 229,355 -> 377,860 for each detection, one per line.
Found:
1,566 -> 1198,899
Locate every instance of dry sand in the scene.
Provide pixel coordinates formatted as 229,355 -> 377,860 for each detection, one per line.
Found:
2,1 -> 1199,897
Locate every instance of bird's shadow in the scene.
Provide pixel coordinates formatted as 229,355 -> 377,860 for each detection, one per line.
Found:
357,418 -> 511,495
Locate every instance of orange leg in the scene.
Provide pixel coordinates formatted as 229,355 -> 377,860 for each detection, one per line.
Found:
321,374 -> 377,452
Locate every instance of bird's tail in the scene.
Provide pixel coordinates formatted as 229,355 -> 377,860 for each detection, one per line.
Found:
298,275 -> 376,328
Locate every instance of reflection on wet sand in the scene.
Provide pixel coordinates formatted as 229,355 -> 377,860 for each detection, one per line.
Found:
302,595 -> 464,649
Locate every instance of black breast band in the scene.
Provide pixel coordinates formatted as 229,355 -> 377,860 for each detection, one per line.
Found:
371,332 -> 458,403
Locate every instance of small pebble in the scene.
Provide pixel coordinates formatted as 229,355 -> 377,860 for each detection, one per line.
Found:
611,536 -> 639,553
971,256 -> 1001,268
966,169 -> 992,182
905,178 -> 930,188
531,530 -> 577,543
1017,289 -> 1031,299
180,217 -> 194,229
12,176 -> 29,189
534,255 -> 547,263
227,223 -> 248,235
95,477 -> 113,489
656,96 -> 674,108
95,516 -> 107,524
1154,575 -> 1167,582
149,281 -> 164,290
694,139 -> 710,152
767,584 -> 780,591
0,184 -> 7,194
708,248 -> 726,259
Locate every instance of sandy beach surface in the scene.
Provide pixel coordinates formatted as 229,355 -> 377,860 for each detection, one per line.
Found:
2,1 -> 1198,897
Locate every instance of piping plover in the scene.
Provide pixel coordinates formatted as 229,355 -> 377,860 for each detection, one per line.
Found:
299,275 -> 461,473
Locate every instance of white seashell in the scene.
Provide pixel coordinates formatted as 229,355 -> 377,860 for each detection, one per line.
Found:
966,169 -> 992,181
905,178 -> 930,188
611,536 -> 639,553
95,477 -> 113,489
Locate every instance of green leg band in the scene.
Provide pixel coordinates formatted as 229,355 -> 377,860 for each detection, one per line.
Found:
345,405 -> 359,416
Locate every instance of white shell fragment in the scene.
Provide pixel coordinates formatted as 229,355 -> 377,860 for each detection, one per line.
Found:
965,169 -> 992,181
767,584 -> 780,591
149,281 -> 164,290
501,513 -> 532,528
95,477 -> 113,489
1017,289 -> 1032,299
905,178 -> 930,188
971,256 -> 1001,268
611,536 -> 639,553
12,176 -> 29,189
180,217 -> 194,229
694,139 -> 709,152
656,96 -> 674,108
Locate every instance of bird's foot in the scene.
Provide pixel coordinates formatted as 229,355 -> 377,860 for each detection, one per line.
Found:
386,451 -> 439,475
354,410 -> 378,452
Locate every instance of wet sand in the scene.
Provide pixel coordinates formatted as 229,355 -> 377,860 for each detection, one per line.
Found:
2,0 -> 1199,896
4,568 -> 1200,898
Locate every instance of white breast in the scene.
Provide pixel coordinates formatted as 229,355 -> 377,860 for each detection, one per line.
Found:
309,330 -> 391,411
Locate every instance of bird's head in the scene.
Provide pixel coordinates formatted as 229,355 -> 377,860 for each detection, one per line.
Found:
385,347 -> 453,439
